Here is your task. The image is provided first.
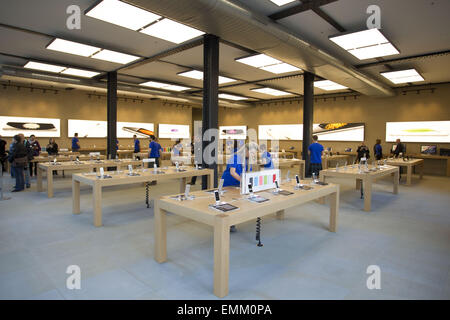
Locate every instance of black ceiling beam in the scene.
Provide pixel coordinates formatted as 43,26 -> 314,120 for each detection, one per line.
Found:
311,7 -> 345,32
268,0 -> 338,20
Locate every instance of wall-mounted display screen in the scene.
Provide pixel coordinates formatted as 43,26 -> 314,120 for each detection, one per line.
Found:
219,126 -> 247,140
258,123 -> 365,141
258,124 -> 303,140
386,121 -> 450,143
158,124 -> 190,139
0,116 -> 61,137
68,120 -> 155,138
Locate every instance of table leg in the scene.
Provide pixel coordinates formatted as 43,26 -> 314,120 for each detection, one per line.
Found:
37,166 -> 43,192
154,201 -> 167,263
300,163 -> 305,179
47,169 -> 54,198
322,158 -> 328,170
213,214 -> 230,298
276,210 -> 285,220
209,172 -> 214,189
180,177 -> 187,193
93,183 -> 102,227
363,178 -> 372,212
419,162 -> 424,180
406,165 -> 412,186
329,188 -> 339,232
317,173 -> 326,204
72,179 -> 80,214
356,179 -> 362,190
393,170 -> 399,195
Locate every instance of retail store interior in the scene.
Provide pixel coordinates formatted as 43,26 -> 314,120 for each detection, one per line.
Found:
0,0 -> 449,300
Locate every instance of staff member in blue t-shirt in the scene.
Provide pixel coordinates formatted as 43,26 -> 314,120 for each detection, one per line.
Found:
72,133 -> 80,152
259,144 -> 274,170
133,135 -> 140,153
221,141 -> 252,187
148,135 -> 162,167
373,139 -> 383,160
308,135 -> 324,177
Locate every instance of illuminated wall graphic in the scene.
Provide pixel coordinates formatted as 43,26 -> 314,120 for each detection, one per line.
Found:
219,126 -> 247,140
0,116 -> 61,137
158,124 -> 190,139
386,121 -> 450,143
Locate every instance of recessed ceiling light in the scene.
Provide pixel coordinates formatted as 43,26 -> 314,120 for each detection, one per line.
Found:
380,69 -> 424,84
46,38 -> 101,57
236,54 -> 282,68
178,70 -> 237,84
85,0 -> 161,31
218,93 -> 249,101
329,28 -> 399,60
91,49 -> 140,64
140,81 -> 190,92
269,0 -> 296,6
140,18 -> 204,44
251,87 -> 292,96
260,63 -> 301,74
61,68 -> 100,78
314,80 -> 348,91
24,61 -> 66,73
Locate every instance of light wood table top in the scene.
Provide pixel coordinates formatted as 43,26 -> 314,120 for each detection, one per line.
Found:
385,158 -> 424,185
37,159 -> 143,198
320,164 -> 399,211
72,166 -> 214,227
155,180 -> 339,297
31,154 -> 106,163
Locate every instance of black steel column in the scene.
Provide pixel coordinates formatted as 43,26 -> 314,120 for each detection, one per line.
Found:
202,34 -> 219,189
107,71 -> 117,159
303,71 -> 314,177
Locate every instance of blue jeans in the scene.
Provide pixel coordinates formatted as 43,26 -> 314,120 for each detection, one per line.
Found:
12,166 -> 25,190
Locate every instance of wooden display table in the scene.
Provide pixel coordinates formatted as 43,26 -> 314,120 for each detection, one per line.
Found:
320,165 -> 399,212
406,154 -> 450,177
37,159 -> 143,198
385,158 -> 424,185
70,147 -> 107,155
72,167 -> 214,227
154,180 -> 339,298
40,151 -> 80,157
257,158 -> 305,179
322,154 -> 353,169
31,154 -> 105,163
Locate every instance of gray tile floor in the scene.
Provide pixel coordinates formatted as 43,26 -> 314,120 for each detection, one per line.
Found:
0,170 -> 449,300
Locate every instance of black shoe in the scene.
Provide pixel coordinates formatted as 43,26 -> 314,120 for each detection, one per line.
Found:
26,184 -> 31,188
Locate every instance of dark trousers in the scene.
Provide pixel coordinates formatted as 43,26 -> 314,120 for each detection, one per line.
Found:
12,166 -> 25,191
147,157 -> 160,168
29,162 -> 37,176
310,163 -> 322,177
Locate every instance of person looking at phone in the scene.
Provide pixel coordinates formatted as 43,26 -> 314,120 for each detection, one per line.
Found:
47,138 -> 58,156
133,135 -> 140,153
72,133 -> 80,152
308,135 -> 324,177
357,141 -> 370,163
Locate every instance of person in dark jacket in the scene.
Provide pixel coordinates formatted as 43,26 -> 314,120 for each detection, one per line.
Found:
0,135 -> 7,175
392,138 -> 406,158
356,141 -> 370,163
8,135 -> 28,192
46,138 -> 59,156
373,139 -> 383,160
28,135 -> 41,176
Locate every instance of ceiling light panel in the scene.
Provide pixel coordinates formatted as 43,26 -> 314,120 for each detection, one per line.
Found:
140,81 -> 190,92
269,0 -> 296,6
236,54 -> 281,68
91,49 -> 140,64
329,28 -> 399,60
314,80 -> 348,91
380,69 -> 424,84
251,87 -> 292,96
46,39 -> 100,57
260,63 -> 301,74
178,70 -> 237,84
24,62 -> 66,73
85,0 -> 161,31
140,18 -> 204,44
218,93 -> 248,101
61,68 -> 100,78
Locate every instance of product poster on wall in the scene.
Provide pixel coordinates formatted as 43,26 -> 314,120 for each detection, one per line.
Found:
68,120 -> 155,138
158,124 -> 190,139
0,116 -> 61,137
258,123 -> 365,141
117,122 -> 155,138
219,126 -> 247,140
386,121 -> 450,143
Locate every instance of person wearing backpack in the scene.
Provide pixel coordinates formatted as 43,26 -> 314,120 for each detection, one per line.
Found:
8,135 -> 28,192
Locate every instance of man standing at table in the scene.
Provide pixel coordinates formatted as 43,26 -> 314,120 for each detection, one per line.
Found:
308,135 -> 324,177
72,133 -> 80,152
133,135 -> 140,153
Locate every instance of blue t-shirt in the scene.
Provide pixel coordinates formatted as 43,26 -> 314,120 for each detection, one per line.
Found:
116,139 -> 119,150
374,144 -> 382,156
261,151 -> 274,169
134,139 -> 140,153
72,137 -> 79,150
221,153 -> 252,187
308,143 -> 324,164
149,141 -> 162,158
